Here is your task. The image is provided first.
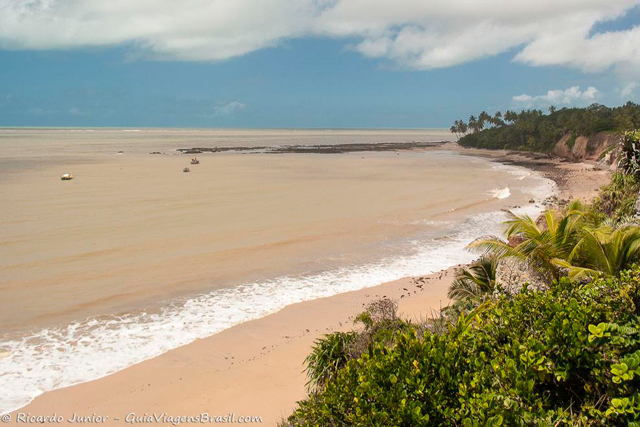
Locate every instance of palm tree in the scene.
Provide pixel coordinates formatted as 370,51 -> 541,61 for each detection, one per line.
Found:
468,115 -> 479,133
492,111 -> 505,127
457,120 -> 468,135
470,201 -> 640,281
504,110 -> 518,124
478,111 -> 491,130
450,124 -> 459,139
555,225 -> 640,280
469,210 -> 582,281
448,256 -> 498,302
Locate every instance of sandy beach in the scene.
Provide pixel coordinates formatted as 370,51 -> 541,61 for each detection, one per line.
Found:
10,269 -> 455,425
6,145 -> 611,426
3,2 -> 636,424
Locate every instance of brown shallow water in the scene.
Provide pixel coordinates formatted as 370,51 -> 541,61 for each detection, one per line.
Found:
0,128 -> 548,335
0,128 -> 557,414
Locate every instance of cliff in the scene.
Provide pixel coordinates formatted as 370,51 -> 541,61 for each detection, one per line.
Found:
552,132 -> 620,167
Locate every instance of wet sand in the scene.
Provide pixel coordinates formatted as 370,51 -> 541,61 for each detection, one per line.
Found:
10,268 -> 456,426
442,142 -> 611,201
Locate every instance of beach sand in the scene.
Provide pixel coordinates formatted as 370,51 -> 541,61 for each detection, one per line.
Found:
7,149 -> 611,426
443,142 -> 610,201
10,269 -> 454,425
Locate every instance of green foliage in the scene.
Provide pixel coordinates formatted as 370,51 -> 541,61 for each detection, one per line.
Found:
556,225 -> 640,280
448,256 -> 498,303
303,331 -> 358,392
566,131 -> 577,149
619,130 -> 640,177
285,268 -> 640,426
303,298 -> 410,393
470,200 -> 640,281
453,102 -> 640,151
593,172 -> 640,222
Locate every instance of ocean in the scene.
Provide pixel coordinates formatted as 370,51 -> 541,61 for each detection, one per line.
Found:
0,128 -> 555,414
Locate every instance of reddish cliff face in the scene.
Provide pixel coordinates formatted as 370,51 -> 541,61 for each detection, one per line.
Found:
552,132 -> 620,163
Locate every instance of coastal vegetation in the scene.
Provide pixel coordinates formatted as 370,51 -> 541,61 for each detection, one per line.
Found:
284,269 -> 640,425
470,199 -> 640,281
282,131 -> 640,426
450,102 -> 640,151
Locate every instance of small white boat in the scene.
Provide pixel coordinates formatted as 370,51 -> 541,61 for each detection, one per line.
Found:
191,158 -> 200,165
60,173 -> 74,180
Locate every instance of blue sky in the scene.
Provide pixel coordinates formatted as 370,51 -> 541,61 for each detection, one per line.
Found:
0,1 -> 638,128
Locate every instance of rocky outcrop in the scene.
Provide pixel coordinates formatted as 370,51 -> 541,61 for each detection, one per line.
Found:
552,132 -> 620,169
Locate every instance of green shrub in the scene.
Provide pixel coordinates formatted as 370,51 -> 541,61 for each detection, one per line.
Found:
566,131 -> 577,149
303,331 -> 358,392
448,256 -> 498,304
303,298 -> 411,393
284,268 -> 640,426
619,130 -> 640,177
593,172 -> 640,222
455,102 -> 639,152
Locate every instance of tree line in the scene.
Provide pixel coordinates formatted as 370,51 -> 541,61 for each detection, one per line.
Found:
450,102 -> 640,151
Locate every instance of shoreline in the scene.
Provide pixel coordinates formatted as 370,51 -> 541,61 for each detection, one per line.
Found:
439,142 -> 609,201
7,146 -> 611,425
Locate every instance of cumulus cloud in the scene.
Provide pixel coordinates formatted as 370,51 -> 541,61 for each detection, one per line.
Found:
211,101 -> 245,117
512,86 -> 599,106
0,0 -> 639,75
620,82 -> 639,98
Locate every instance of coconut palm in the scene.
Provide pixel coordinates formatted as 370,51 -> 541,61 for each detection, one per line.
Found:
448,256 -> 498,302
555,225 -> 640,280
471,200 -> 640,281
450,124 -> 458,138
469,208 -> 584,280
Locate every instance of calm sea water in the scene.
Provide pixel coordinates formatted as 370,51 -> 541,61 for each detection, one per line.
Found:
0,128 -> 555,413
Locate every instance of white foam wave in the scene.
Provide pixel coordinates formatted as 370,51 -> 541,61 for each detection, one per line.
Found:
488,187 -> 511,199
0,170 -> 556,415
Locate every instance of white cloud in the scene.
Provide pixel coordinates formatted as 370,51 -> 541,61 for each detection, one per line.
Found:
621,82 -> 639,98
512,86 -> 599,106
0,0 -> 639,75
212,101 -> 245,117
512,94 -> 533,103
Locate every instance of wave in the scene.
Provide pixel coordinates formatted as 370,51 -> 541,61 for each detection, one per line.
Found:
488,187 -> 511,200
0,172 -> 556,415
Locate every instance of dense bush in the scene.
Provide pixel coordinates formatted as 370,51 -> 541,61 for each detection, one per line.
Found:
593,172 -> 640,222
303,298 -> 413,393
619,130 -> 640,178
283,268 -> 640,426
454,102 -> 640,151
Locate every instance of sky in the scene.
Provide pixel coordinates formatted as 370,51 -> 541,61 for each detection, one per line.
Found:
0,0 -> 639,128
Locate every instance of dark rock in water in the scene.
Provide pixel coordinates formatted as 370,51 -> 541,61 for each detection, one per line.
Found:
183,167 -> 190,173
529,199 -> 535,203
175,141 -> 448,155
